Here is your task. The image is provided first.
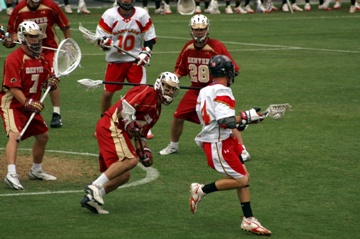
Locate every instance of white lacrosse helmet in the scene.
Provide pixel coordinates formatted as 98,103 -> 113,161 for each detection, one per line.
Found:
189,14 -> 210,48
17,21 -> 42,56
154,72 -> 180,106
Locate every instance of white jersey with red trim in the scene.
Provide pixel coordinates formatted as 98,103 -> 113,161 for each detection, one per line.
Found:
96,6 -> 156,63
195,83 -> 236,143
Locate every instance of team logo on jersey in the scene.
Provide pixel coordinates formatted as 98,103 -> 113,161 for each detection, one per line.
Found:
10,78 -> 17,84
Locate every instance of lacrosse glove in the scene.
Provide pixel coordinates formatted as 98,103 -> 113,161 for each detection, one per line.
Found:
2,32 -> 15,48
98,36 -> 113,51
24,98 -> 44,114
237,107 -> 265,130
136,147 -> 153,167
125,121 -> 143,137
137,47 -> 152,66
42,75 -> 60,91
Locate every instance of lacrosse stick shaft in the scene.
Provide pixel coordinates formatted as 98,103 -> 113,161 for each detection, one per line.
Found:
103,81 -> 201,90
286,0 -> 294,13
0,39 -> 66,52
16,86 -> 51,143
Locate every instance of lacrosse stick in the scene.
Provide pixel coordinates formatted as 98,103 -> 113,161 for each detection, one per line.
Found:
16,38 -> 81,142
78,23 -> 138,60
177,0 -> 196,15
286,0 -> 294,13
77,78 -> 201,90
262,103 -> 292,120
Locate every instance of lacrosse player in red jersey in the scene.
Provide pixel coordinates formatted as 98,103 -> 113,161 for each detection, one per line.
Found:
4,0 -> 71,129
159,14 -> 251,161
0,21 -> 59,190
96,0 -> 156,139
80,72 -> 179,214
190,55 -> 271,236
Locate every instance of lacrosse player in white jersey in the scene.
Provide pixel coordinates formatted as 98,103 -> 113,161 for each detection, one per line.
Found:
96,0 -> 156,139
190,55 -> 271,236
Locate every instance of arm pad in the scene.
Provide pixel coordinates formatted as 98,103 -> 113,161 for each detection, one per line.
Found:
217,116 -> 236,129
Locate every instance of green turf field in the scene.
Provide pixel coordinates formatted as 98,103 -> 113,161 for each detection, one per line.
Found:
0,5 -> 359,239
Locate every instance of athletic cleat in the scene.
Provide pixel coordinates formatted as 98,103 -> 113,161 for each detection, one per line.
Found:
159,144 -> 178,155
4,174 -> 24,190
333,1 -> 341,9
50,112 -> 62,128
291,3 -> 303,11
304,3 -> 311,11
85,184 -> 104,205
80,194 -> 109,214
241,217 -> 272,236
244,5 -> 255,13
318,3 -> 331,10
282,3 -> 289,12
78,0 -> 91,14
146,129 -> 153,139
225,5 -> 233,14
356,2 -> 360,10
189,183 -> 205,214
164,3 -> 172,14
64,4 -> 73,14
29,169 -> 57,180
349,5 -> 356,13
195,6 -> 202,14
234,6 -> 247,14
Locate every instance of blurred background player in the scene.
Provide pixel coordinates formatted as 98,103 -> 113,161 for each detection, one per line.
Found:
62,0 -> 91,14
159,14 -> 251,161
96,0 -> 156,139
4,0 -> 71,128
0,21 -> 59,190
80,72 -> 180,214
190,55 -> 271,236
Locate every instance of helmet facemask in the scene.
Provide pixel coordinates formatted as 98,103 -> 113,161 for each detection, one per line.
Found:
18,21 -> 43,57
154,72 -> 180,106
117,0 -> 136,10
189,14 -> 210,48
27,0 -> 41,9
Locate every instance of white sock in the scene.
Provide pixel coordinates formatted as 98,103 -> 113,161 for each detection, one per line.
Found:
93,173 -> 109,187
7,164 -> 16,174
170,141 -> 179,148
53,107 -> 60,114
32,163 -> 42,171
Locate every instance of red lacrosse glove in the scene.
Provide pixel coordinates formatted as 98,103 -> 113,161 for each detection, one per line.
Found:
136,47 -> 152,66
125,121 -> 142,137
136,147 -> 153,167
2,32 -> 15,48
98,36 -> 113,51
24,98 -> 44,114
42,75 -> 60,91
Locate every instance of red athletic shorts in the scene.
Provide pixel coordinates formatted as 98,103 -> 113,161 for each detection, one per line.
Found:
104,62 -> 146,92
174,89 -> 200,124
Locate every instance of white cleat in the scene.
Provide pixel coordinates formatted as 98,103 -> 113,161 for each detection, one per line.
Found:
78,0 -> 91,14
225,5 -> 233,14
195,6 -> 202,14
4,174 -> 24,190
304,3 -> 311,11
80,194 -> 109,214
29,169 -> 57,181
189,183 -> 205,214
146,129 -> 153,139
159,144 -> 178,155
244,5 -> 255,13
84,184 -> 104,205
291,3 -> 303,11
64,4 -> 73,14
241,216 -> 272,236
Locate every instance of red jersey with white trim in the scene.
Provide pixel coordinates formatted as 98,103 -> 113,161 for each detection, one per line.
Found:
104,85 -> 161,137
96,7 -> 156,63
7,0 -> 69,51
195,83 -> 236,143
0,47 -> 51,109
175,38 -> 240,88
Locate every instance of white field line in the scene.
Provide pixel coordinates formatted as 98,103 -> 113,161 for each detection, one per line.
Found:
0,148 -> 159,197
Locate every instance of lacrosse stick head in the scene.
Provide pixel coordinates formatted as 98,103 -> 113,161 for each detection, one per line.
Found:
177,0 -> 196,15
53,38 -> 81,77
263,103 -> 292,120
77,79 -> 103,90
78,23 -> 99,44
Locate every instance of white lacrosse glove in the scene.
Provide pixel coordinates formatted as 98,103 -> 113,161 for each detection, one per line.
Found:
136,47 -> 152,66
98,36 -> 113,51
239,107 -> 266,127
